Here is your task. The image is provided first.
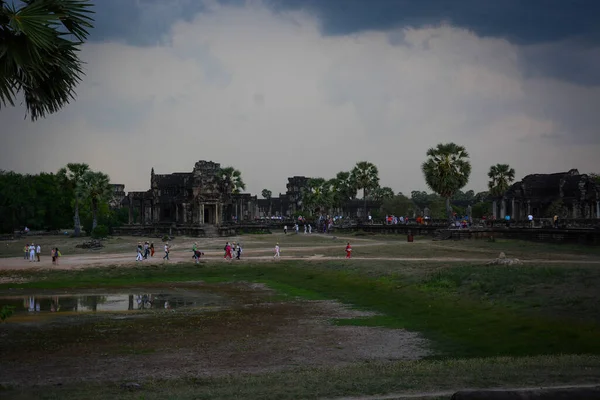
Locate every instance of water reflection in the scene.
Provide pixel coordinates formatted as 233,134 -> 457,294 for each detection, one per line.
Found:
2,291 -> 225,314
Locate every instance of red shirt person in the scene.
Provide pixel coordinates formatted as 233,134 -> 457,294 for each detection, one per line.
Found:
345,242 -> 352,258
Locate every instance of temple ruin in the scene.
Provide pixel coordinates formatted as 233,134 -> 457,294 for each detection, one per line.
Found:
496,169 -> 600,219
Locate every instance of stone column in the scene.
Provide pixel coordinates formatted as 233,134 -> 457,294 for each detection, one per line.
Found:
511,199 -> 515,219
492,200 -> 497,219
527,200 -> 531,215
139,201 -> 144,225
597,201 -> 600,219
175,204 -> 179,223
150,200 -> 154,223
128,198 -> 133,224
200,204 -> 205,224
500,199 -> 506,219
572,203 -> 578,219
183,203 -> 187,224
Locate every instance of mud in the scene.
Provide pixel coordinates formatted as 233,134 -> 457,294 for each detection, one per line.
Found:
0,282 -> 430,386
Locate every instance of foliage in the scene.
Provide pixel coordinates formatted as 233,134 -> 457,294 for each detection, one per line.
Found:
371,186 -> 394,201
57,162 -> 90,236
421,142 -> 471,222
215,167 -> 245,195
90,224 -> 108,239
381,194 -> 414,216
0,0 -> 95,120
261,189 -> 272,199
0,170 -> 73,233
76,170 -> 112,231
302,177 -> 335,215
471,201 -> 492,218
350,161 -> 380,218
0,305 -> 14,322
488,164 -> 516,197
546,199 -> 566,218
330,171 -> 356,211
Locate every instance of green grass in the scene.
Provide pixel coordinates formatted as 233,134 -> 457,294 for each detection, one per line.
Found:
3,355 -> 600,400
3,260 -> 600,358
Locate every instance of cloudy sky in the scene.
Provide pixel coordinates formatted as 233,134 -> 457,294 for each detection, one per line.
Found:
2,0 -> 600,196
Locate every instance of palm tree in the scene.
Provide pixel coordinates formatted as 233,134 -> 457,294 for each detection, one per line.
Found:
488,164 -> 515,197
350,161 -> 380,219
303,178 -> 333,216
261,189 -> 272,217
488,163 -> 515,219
421,143 -> 471,223
215,167 -> 245,221
0,0 -> 95,120
57,162 -> 89,236
331,171 -> 355,216
76,170 -> 111,231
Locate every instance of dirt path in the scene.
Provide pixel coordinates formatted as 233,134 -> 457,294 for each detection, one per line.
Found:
323,383 -> 600,400
2,252 -> 600,271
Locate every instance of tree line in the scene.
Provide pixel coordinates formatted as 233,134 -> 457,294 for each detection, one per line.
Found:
0,163 -> 123,235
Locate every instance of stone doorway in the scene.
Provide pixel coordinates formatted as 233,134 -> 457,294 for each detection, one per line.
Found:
204,205 -> 216,225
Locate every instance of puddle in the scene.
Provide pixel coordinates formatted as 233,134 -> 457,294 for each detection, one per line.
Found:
0,289 -> 228,315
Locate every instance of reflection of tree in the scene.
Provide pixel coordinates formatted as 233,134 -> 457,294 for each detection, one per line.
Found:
80,296 -> 107,311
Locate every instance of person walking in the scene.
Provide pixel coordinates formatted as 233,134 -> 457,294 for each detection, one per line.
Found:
54,248 -> 61,265
51,248 -> 56,265
150,242 -> 155,257
23,244 -> 29,260
143,242 -> 149,259
36,243 -> 41,262
236,243 -> 242,260
136,242 -> 143,261
224,242 -> 233,260
345,242 -> 352,259
163,242 -> 170,260
274,243 -> 280,259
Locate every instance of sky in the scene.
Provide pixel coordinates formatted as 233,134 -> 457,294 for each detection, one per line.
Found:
2,0 -> 600,196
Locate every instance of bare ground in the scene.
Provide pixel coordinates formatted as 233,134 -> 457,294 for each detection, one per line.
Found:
0,282 -> 430,387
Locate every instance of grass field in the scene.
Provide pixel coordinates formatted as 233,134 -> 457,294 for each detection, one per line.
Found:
1,235 -> 599,399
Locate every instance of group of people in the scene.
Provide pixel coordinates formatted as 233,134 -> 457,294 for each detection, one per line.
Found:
283,224 -> 313,235
23,243 -> 62,265
223,242 -> 242,260
135,241 -> 156,261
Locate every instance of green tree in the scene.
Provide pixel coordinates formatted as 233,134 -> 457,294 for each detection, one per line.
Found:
215,167 -> 245,220
488,164 -> 516,197
0,0 -> 94,120
261,188 -> 272,216
58,163 -> 89,236
303,178 -> 334,216
76,170 -> 111,231
371,186 -> 394,202
421,143 -> 472,223
330,171 -> 355,214
350,161 -> 380,219
381,194 -> 414,216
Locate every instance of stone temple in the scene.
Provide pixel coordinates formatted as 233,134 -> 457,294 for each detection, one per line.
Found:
497,169 -> 600,219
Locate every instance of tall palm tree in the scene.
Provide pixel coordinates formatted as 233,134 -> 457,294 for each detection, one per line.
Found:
350,161 -> 380,219
76,170 -> 111,231
303,178 -> 333,216
0,0 -> 95,120
331,171 -> 355,215
488,164 -> 516,197
421,143 -> 471,223
57,162 -> 89,236
215,167 -> 245,220
261,189 -> 272,217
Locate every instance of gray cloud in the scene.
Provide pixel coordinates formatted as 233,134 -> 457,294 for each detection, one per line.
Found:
1,2 -> 598,197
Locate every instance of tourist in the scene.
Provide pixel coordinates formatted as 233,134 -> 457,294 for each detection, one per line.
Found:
345,242 -> 352,259
528,214 -> 534,227
55,248 -> 61,265
224,242 -> 232,260
294,224 -> 299,234
51,248 -> 56,265
163,242 -> 170,260
29,243 -> 35,262
23,244 -> 28,260
236,243 -> 242,260
192,242 -> 198,263
284,225 -> 288,234
143,241 -> 149,259
553,214 -> 559,228
150,242 -> 155,257
36,243 -> 41,262
136,242 -> 143,261
274,243 -> 280,258
304,225 -> 307,234
308,224 -> 312,234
